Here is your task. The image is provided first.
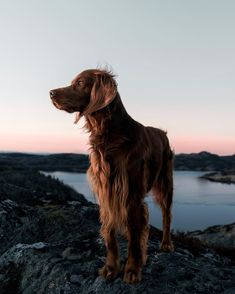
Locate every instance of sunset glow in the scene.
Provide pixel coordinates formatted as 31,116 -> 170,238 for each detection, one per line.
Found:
1,131 -> 234,156
0,1 -> 234,155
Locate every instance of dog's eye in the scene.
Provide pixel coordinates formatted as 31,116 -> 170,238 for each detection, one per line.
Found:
77,80 -> 84,87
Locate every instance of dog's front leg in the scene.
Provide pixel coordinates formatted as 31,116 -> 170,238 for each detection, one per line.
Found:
124,202 -> 149,284
99,226 -> 120,280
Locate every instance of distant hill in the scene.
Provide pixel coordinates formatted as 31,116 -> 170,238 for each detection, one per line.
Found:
0,153 -> 89,172
0,151 -> 235,172
174,151 -> 235,171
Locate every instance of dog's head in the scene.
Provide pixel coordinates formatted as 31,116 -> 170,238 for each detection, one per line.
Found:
50,69 -> 117,122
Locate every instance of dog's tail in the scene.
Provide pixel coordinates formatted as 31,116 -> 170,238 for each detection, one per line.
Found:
152,134 -> 174,210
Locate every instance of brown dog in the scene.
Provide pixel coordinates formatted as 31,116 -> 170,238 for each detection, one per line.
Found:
50,69 -> 174,283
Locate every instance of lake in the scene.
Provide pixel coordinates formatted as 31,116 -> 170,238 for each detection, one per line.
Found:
42,171 -> 235,232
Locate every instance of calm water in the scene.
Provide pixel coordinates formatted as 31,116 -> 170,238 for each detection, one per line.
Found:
43,171 -> 235,232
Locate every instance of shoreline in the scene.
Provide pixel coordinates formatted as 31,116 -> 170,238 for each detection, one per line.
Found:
201,172 -> 235,184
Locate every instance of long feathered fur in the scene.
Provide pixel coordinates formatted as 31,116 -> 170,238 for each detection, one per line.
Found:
50,68 -> 174,283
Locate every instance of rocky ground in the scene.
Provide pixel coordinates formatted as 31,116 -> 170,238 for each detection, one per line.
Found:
189,223 -> 235,247
0,170 -> 235,293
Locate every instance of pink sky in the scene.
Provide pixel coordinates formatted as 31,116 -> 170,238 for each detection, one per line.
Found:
1,133 -> 234,155
0,1 -> 234,156
171,136 -> 235,155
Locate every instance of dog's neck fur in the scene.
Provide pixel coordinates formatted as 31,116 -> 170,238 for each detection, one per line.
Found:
85,93 -> 134,152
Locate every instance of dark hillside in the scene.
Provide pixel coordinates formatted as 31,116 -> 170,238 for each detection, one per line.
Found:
1,151 -> 235,172
174,151 -> 235,171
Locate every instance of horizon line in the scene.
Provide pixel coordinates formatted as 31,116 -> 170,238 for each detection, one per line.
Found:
1,150 -> 234,157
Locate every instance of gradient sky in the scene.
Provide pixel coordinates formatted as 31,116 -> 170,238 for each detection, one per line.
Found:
0,0 -> 234,155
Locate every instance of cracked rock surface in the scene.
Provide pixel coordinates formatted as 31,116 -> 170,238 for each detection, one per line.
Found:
0,171 -> 235,293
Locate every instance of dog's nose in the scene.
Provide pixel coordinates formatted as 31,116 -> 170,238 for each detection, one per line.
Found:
50,90 -> 56,99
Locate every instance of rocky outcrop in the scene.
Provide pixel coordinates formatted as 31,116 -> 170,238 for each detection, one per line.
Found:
0,169 -> 235,293
0,169 -> 86,205
1,197 -> 235,293
189,223 -> 235,247
201,172 -> 235,184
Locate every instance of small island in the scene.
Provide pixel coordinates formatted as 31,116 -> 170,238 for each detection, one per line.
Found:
173,151 -> 235,184
201,171 -> 235,184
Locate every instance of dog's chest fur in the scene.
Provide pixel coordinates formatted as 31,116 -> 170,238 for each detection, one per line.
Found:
87,144 -> 130,231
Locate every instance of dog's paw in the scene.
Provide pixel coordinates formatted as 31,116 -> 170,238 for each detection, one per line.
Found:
123,267 -> 142,284
99,264 -> 119,280
160,241 -> 174,252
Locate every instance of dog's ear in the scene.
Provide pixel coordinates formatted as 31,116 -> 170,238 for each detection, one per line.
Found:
84,72 -> 117,116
